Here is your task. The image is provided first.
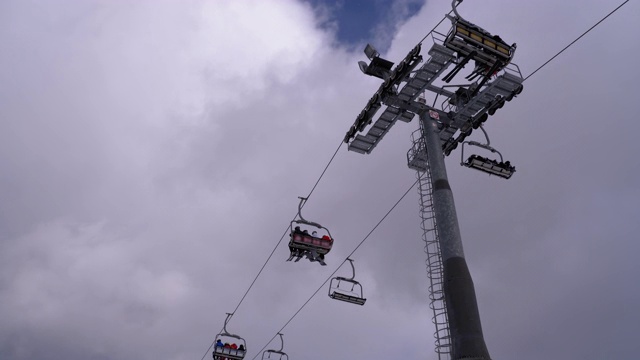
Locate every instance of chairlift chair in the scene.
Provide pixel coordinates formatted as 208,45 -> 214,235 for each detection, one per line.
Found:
460,138 -> 515,179
262,350 -> 288,360
287,197 -> 334,266
358,44 -> 395,80
213,314 -> 247,360
444,0 -> 516,75
328,258 -> 367,306
261,333 -> 289,360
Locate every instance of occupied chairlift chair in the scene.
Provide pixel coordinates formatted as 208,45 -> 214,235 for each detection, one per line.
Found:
444,0 -> 517,80
460,126 -> 515,179
328,258 -> 367,306
213,313 -> 247,360
287,197 -> 334,266
261,333 -> 289,360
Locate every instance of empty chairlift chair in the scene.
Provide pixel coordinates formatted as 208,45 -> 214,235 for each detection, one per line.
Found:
261,333 -> 288,360
213,313 -> 247,360
328,258 -> 367,306
358,44 -> 395,80
287,197 -> 334,266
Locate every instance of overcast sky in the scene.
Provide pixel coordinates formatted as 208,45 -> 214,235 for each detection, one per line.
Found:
1,1 -> 639,359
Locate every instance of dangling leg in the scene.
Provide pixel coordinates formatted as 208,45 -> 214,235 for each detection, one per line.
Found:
307,249 -> 318,262
317,253 -> 327,266
309,249 -> 327,265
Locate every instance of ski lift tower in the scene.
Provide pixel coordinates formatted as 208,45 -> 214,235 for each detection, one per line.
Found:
344,1 -> 524,359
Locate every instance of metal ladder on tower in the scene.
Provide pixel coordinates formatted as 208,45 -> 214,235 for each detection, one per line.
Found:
408,128 -> 451,359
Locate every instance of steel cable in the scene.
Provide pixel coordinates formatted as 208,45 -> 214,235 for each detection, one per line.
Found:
524,0 -> 629,82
